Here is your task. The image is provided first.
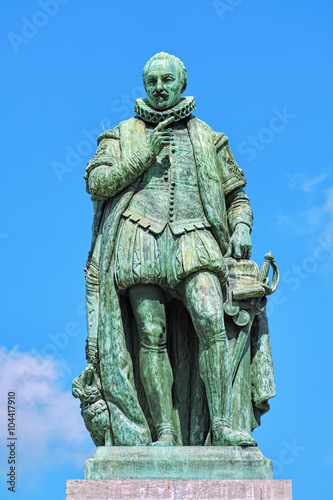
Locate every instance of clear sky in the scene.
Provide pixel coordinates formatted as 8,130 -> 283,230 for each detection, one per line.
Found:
1,1 -> 332,499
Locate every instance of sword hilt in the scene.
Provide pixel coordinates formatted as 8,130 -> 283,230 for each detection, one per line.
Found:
259,251 -> 279,295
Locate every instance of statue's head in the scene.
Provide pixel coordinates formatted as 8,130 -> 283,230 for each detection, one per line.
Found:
143,52 -> 187,110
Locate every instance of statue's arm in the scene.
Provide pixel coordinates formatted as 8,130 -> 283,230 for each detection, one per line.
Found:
226,187 -> 253,235
216,135 -> 253,258
85,132 -> 155,200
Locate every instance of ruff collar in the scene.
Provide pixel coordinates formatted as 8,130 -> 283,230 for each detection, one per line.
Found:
134,96 -> 196,124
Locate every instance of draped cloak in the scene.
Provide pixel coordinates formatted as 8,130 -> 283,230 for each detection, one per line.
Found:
83,115 -> 276,446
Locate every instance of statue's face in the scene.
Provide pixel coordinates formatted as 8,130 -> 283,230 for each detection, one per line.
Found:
145,59 -> 183,110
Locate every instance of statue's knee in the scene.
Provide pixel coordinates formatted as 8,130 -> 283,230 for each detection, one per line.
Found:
139,321 -> 167,352
191,304 -> 227,347
192,295 -> 224,327
185,274 -> 221,316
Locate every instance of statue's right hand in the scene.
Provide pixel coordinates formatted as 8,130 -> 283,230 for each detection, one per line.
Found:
148,116 -> 175,156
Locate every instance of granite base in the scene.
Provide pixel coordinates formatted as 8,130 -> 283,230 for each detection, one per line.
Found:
66,478 -> 293,499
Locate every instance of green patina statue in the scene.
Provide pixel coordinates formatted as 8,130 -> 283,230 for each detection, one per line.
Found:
72,52 -> 279,448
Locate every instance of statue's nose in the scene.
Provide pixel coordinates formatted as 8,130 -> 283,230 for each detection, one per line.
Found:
156,78 -> 163,91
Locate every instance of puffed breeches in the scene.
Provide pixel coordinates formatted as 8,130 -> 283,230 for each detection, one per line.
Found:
114,217 -> 227,293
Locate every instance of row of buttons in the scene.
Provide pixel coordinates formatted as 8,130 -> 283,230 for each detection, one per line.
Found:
169,181 -> 176,221
162,155 -> 170,182
162,141 -> 176,183
162,143 -> 176,221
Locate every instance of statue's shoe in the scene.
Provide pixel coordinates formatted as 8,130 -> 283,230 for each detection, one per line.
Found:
213,426 -> 257,447
152,432 -> 176,446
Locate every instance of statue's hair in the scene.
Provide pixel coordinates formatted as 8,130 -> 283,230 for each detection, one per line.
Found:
142,52 -> 187,93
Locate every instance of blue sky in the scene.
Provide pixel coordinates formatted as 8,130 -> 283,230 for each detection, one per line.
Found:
1,1 -> 332,498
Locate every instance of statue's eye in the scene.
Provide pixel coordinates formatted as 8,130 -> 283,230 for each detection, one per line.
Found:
164,76 -> 174,82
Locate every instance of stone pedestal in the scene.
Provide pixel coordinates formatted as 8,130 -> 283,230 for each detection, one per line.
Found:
66,447 -> 293,499
66,479 -> 293,499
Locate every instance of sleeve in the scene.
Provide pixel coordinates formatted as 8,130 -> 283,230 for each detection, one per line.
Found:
215,132 -> 253,234
84,128 -> 155,200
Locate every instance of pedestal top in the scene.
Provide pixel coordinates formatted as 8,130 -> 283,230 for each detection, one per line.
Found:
85,446 -> 273,480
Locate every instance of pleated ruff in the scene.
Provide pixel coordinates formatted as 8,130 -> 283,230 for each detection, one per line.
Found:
114,218 -> 227,292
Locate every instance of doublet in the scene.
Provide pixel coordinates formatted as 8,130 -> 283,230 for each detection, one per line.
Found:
123,120 -> 210,235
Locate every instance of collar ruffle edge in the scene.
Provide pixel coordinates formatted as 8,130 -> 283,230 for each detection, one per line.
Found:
134,96 -> 196,123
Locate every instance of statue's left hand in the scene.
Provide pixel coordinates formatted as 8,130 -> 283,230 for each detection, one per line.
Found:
225,223 -> 252,259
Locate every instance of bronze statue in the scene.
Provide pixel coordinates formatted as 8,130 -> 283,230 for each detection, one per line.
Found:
73,52 -> 278,448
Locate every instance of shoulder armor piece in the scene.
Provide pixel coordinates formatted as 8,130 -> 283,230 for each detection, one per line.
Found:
97,128 -> 120,145
215,132 -> 229,152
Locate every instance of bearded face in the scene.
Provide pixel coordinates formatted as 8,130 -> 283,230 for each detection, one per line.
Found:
145,58 -> 183,110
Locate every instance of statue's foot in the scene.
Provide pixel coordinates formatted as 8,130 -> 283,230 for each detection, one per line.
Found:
153,422 -> 177,446
213,425 -> 257,447
152,432 -> 177,446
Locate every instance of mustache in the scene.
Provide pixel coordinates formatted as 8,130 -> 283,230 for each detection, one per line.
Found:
152,90 -> 169,97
